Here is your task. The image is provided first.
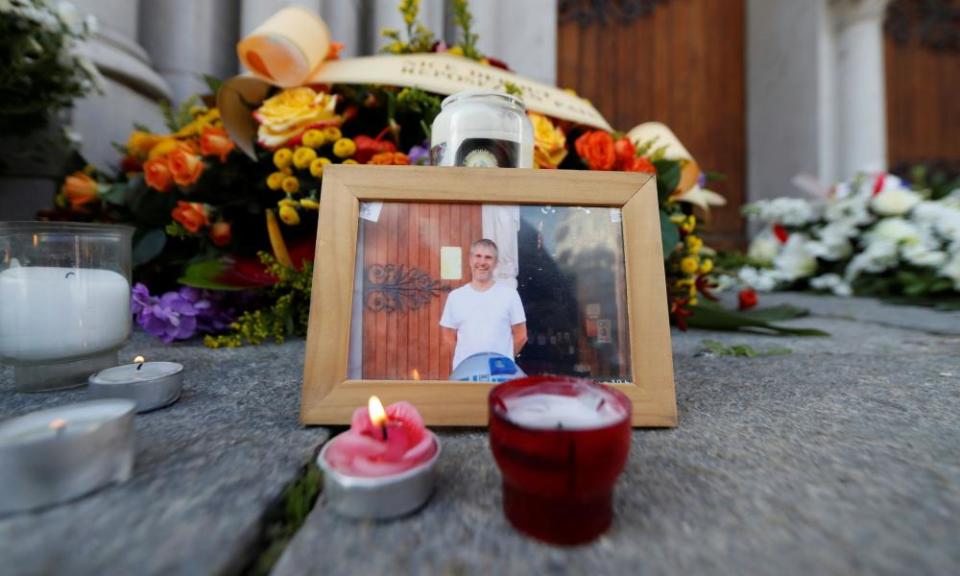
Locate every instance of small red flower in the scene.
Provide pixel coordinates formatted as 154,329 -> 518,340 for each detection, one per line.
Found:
772,223 -> 789,244
738,289 -> 758,310
872,174 -> 885,196
613,137 -> 636,169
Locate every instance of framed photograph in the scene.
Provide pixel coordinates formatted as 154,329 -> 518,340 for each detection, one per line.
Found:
301,165 -> 675,427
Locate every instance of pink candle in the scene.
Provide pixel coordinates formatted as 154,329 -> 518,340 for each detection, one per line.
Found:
323,397 -> 437,477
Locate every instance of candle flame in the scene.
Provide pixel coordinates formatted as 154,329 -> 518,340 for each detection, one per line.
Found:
49,419 -> 67,431
32,234 -> 39,248
411,368 -> 420,381
368,396 -> 388,427
134,355 -> 145,364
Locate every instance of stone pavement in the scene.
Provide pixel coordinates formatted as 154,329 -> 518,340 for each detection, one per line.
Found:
2,295 -> 959,576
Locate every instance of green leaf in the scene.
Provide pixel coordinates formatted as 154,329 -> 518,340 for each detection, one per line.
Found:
203,74 -> 223,95
99,183 -> 128,205
653,159 -> 681,204
700,339 -> 792,357
687,301 -> 829,336
738,304 -> 810,323
179,260 -> 248,291
132,228 -> 166,266
659,210 -> 679,260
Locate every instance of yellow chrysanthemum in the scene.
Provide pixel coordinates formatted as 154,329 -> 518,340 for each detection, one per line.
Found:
278,203 -> 300,226
322,126 -> 342,142
281,176 -> 300,194
333,138 -> 356,159
699,259 -> 714,274
266,172 -> 285,190
309,157 -> 332,178
685,235 -> 703,253
302,129 -> 325,148
273,148 -> 293,170
300,198 -> 320,210
342,159 -> 358,165
680,256 -> 699,275
293,147 -> 317,169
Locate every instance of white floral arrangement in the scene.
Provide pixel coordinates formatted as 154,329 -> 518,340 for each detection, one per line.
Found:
737,171 -> 960,302
0,0 -> 102,134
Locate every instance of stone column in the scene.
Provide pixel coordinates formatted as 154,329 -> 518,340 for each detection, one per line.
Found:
831,0 -> 892,179
139,0 -> 240,104
460,0 -> 557,86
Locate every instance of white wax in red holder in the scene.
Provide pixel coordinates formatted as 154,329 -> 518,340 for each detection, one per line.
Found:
323,399 -> 437,476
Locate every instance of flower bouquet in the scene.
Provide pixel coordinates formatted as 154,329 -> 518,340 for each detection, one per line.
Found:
52,0 -> 814,345
737,168 -> 960,309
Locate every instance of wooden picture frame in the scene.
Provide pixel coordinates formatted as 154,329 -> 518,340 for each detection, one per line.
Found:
301,165 -> 676,427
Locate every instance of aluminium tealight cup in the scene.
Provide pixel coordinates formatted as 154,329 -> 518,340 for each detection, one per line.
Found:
88,361 -> 184,413
316,431 -> 441,520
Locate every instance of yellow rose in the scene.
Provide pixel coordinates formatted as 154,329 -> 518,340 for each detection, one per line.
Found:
147,138 -> 180,161
254,87 -> 340,149
273,148 -> 293,170
266,172 -> 285,190
302,129 -> 325,148
309,157 -> 331,178
127,131 -> 162,159
528,113 -> 567,169
333,138 -> 356,159
281,176 -> 300,194
293,147 -> 317,169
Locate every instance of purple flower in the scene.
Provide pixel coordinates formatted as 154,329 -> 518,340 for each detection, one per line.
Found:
131,283 -> 237,343
408,142 -> 430,166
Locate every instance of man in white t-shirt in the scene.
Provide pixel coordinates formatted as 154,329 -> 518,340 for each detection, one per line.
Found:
440,239 -> 527,375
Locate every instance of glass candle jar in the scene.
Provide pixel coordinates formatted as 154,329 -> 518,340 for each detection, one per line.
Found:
489,376 -> 632,545
430,89 -> 534,168
0,222 -> 133,392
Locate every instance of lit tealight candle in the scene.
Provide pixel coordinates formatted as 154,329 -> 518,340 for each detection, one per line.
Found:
0,399 -> 136,516
88,355 -> 184,413
317,396 -> 440,519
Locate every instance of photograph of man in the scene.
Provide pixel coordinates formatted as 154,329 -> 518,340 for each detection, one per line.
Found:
440,239 -> 527,376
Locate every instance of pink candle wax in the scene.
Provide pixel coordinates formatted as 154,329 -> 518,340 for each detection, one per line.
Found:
323,400 -> 436,477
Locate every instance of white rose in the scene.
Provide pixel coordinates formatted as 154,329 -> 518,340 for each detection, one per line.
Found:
941,253 -> 960,290
773,234 -> 818,281
845,239 -> 898,280
871,185 -> 922,216
902,244 -> 947,268
867,218 -> 921,244
809,273 -> 852,296
738,266 -> 778,292
825,196 -> 873,226
747,231 -> 781,265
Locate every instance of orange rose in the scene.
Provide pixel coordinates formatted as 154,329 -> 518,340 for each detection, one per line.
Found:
168,144 -> 205,186
143,158 -> 173,192
368,151 -> 410,166
62,172 -> 101,209
623,156 -> 657,174
199,126 -> 235,163
575,131 -> 616,171
209,221 -> 232,246
171,201 -> 210,233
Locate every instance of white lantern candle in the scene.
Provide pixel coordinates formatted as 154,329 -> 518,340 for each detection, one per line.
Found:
0,266 -> 130,362
503,392 -> 628,430
0,400 -> 136,516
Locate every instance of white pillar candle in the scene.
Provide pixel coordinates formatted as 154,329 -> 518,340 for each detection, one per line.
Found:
504,392 -> 627,430
0,267 -> 130,362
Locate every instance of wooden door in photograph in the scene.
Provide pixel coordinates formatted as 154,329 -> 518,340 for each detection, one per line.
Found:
884,0 -> 960,173
558,0 -> 747,249
361,202 -> 482,380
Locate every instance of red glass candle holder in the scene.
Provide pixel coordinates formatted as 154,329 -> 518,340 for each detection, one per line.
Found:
488,376 -> 632,545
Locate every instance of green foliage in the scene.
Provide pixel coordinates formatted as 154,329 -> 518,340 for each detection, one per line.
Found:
653,159 -> 681,204
160,95 -> 200,132
204,253 -> 314,347
687,301 -> 829,336
451,0 -> 482,60
502,82 -> 524,97
0,0 -> 101,133
245,465 -> 322,576
380,0 -> 435,54
659,210 -> 679,261
700,339 -> 792,357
